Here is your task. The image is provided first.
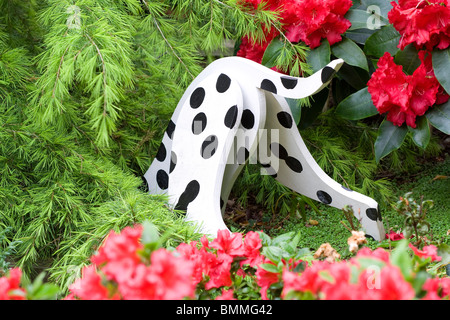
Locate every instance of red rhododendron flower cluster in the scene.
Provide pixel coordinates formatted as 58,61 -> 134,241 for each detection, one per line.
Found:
388,0 -> 450,51
367,51 -> 448,128
237,0 -> 352,64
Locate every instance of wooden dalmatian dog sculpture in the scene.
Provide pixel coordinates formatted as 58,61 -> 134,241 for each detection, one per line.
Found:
144,56 -> 386,241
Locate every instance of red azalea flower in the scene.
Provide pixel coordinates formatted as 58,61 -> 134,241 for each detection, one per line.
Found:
373,265 -> 416,300
422,277 -> 450,300
68,265 -> 116,300
115,263 -> 158,300
388,0 -> 450,50
241,231 -> 264,267
210,229 -> 245,257
256,258 -> 280,300
409,53 -> 440,117
91,225 -> 143,267
0,268 -> 26,300
215,288 -> 237,300
356,265 -> 415,300
237,0 -> 352,64
205,253 -> 233,290
386,230 -> 406,241
281,260 -> 329,297
354,247 -> 391,264
91,226 -> 144,284
176,240 -> 217,286
409,243 -> 442,262
147,248 -> 195,300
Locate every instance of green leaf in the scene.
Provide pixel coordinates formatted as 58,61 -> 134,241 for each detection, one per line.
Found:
306,40 -> 330,73
336,63 -> 370,90
25,272 -> 60,300
426,100 -> 450,135
262,246 -> 285,263
374,119 -> 408,163
331,37 -> 368,71
358,0 -> 394,19
271,232 -> 295,245
408,116 -> 430,149
364,25 -> 401,57
259,263 -> 281,274
437,243 -> 450,265
298,88 -> 329,130
345,28 -> 377,45
286,98 -> 301,125
335,87 -> 378,120
345,9 -> 387,31
141,220 -> 160,246
262,37 -> 284,68
432,48 -> 450,95
390,240 -> 413,281
394,44 -> 421,75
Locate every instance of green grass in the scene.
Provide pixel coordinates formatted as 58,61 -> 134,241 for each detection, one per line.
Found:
227,155 -> 450,257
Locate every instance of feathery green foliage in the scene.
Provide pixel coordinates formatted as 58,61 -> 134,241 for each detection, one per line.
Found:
0,0 -> 284,287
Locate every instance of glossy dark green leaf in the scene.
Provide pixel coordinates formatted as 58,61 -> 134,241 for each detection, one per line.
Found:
426,100 -> 450,135
298,88 -> 329,130
358,0 -> 394,18
335,87 -> 378,120
345,9 -> 388,31
408,116 -> 430,149
394,44 -> 421,75
432,48 -> 450,95
364,25 -> 401,57
286,98 -> 301,125
331,37 -> 368,71
345,28 -> 376,44
374,119 -> 408,163
306,40 -> 330,73
261,37 -> 284,68
336,63 -> 370,90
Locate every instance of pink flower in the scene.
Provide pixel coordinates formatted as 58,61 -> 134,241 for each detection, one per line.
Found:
215,289 -> 236,300
256,258 -> 280,300
360,265 -> 416,300
241,231 -> 264,267
147,248 -> 195,300
114,249 -> 195,300
177,240 -> 217,286
205,253 -> 233,290
409,243 -> 442,262
91,226 -> 143,265
210,230 -> 245,257
68,265 -> 116,300
0,268 -> 26,300
422,277 -> 450,300
91,226 -> 144,284
355,247 -> 390,264
386,230 -> 405,241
